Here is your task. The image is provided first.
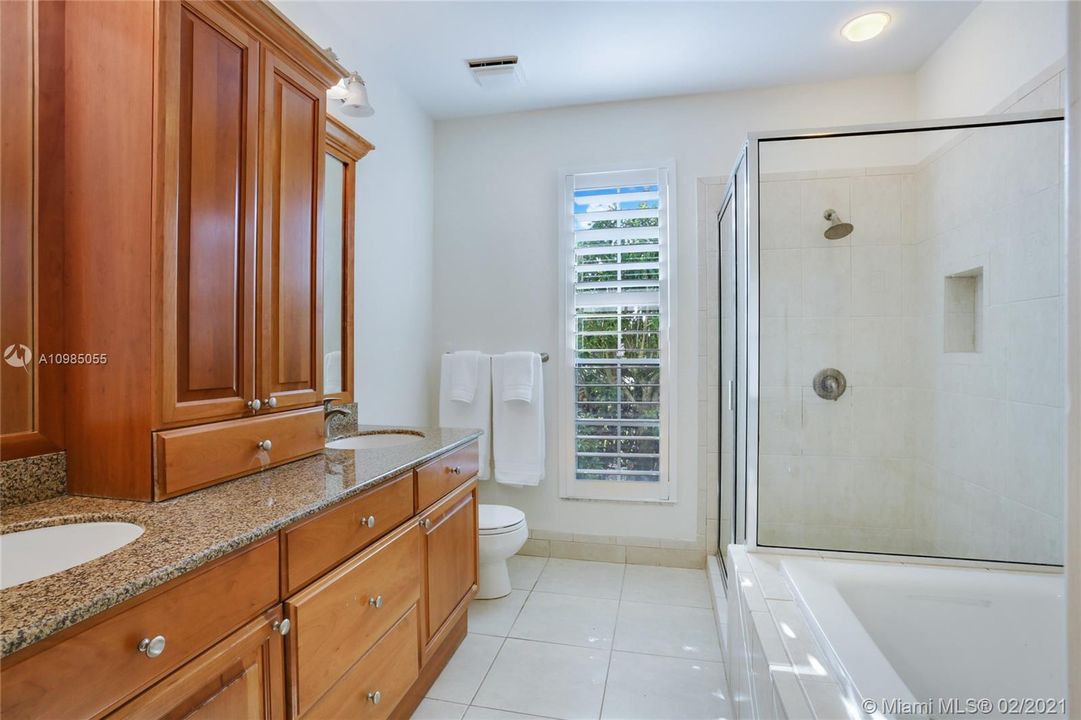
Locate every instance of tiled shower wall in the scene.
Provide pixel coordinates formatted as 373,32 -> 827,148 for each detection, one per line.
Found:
757,71 -> 1066,564
757,166 -> 919,554
906,74 -> 1066,563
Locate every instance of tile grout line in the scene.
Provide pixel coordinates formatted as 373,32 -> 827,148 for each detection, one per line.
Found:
463,558 -> 547,710
430,562 -> 724,718
597,567 -> 628,719
465,633 -> 508,707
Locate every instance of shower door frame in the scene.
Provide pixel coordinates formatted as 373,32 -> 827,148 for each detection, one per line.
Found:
716,147 -> 749,561
741,108 -> 1066,568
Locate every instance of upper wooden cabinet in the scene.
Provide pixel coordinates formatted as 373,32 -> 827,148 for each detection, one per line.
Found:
161,1 -> 260,427
55,0 -> 348,499
0,0 -> 64,460
259,51 -> 326,413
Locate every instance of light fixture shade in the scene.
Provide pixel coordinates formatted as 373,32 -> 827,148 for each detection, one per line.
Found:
841,11 -> 891,42
326,78 -> 349,101
339,74 -> 374,117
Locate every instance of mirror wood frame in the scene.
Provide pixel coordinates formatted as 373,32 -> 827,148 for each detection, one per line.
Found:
323,115 -> 373,405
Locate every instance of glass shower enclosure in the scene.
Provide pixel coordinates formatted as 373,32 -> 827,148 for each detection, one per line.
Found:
718,110 -> 1066,567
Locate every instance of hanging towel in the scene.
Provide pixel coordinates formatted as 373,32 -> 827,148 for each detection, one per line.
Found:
501,351 -> 536,403
448,350 -> 482,403
323,350 -> 342,394
492,352 -> 545,486
439,353 -> 492,480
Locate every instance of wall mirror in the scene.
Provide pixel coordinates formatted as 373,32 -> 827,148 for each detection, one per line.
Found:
322,116 -> 373,403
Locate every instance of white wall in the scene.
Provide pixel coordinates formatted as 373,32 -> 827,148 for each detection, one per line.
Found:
276,1 -> 437,427
432,75 -> 915,541
337,87 -> 435,426
915,1 -> 1068,119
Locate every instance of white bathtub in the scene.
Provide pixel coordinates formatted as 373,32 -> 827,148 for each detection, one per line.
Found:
782,557 -> 1067,719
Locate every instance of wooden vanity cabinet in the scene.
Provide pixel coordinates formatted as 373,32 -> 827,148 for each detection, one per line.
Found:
419,480 -> 479,657
0,537 -> 280,720
0,442 -> 481,720
108,609 -> 287,720
57,0 -> 348,500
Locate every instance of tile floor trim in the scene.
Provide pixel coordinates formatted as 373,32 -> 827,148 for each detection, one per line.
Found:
518,539 -> 707,569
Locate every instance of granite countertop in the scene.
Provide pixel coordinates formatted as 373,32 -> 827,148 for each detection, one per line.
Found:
0,425 -> 482,658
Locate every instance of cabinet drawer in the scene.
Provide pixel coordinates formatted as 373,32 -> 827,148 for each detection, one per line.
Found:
0,537 -> 279,720
282,472 -> 414,594
107,608 -> 286,720
286,523 -> 421,717
153,406 -> 323,499
303,607 -> 419,720
415,441 -> 479,510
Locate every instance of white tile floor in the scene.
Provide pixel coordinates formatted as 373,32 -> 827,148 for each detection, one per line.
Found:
412,557 -> 732,720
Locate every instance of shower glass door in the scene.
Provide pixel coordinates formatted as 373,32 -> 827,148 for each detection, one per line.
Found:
751,113 -> 1066,566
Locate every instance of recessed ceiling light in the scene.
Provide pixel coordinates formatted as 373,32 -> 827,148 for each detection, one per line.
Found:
841,12 -> 891,42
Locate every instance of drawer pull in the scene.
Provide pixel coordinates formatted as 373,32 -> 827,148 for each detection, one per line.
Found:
247,399 -> 262,411
264,397 -> 278,408
137,635 -> 166,658
421,518 -> 432,530
368,595 -> 384,609
448,465 -> 462,475
360,514 -> 376,529
272,619 -> 291,636
368,691 -> 382,705
257,439 -> 273,451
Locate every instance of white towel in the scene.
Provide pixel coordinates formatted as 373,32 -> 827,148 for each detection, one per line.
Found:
448,351 -> 481,403
492,353 -> 545,486
324,350 -> 342,394
501,351 -> 536,403
439,353 -> 491,480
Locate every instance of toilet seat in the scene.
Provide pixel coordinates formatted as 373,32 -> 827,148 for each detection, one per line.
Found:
478,504 -> 526,536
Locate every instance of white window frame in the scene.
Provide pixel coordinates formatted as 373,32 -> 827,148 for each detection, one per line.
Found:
557,161 -> 678,503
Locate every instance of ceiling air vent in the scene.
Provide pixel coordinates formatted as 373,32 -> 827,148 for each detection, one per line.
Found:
466,55 -> 522,89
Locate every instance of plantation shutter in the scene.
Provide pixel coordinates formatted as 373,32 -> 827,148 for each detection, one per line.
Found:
566,167 -> 671,497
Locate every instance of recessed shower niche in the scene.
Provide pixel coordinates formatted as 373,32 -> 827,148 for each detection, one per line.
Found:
944,267 -> 983,353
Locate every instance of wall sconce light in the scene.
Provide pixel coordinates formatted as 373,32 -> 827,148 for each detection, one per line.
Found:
324,48 -> 374,117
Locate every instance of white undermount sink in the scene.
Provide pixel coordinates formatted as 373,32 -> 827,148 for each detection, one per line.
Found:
0,522 -> 145,590
326,432 -> 425,450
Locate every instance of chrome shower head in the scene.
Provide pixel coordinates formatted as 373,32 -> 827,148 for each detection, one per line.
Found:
823,209 -> 853,240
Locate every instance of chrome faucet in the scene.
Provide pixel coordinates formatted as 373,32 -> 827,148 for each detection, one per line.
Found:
323,399 -> 350,440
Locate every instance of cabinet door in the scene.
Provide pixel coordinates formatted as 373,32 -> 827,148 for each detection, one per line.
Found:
160,1 -> 259,426
108,609 -> 286,720
0,0 -> 64,459
258,50 -> 325,412
419,481 -> 478,651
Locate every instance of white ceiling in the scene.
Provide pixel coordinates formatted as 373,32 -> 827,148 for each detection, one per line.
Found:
276,1 -> 978,119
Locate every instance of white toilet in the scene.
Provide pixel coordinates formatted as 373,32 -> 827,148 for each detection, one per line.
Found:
477,504 -> 528,599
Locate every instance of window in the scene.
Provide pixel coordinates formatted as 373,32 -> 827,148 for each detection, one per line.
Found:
559,164 -> 675,502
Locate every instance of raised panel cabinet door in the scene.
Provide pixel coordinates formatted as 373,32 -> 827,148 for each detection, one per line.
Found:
107,609 -> 286,720
419,482 -> 479,647
161,1 -> 259,426
258,49 -> 325,412
0,0 -> 64,459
